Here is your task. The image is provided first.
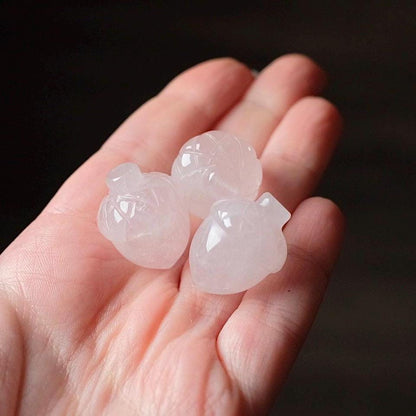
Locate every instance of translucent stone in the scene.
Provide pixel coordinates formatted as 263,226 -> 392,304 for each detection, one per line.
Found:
171,130 -> 262,218
189,192 -> 291,294
97,162 -> 190,269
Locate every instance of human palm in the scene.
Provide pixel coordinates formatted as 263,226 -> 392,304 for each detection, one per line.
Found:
0,55 -> 344,415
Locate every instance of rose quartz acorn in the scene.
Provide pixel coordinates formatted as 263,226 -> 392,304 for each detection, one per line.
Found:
97,162 -> 190,269
189,192 -> 291,294
171,130 -> 263,218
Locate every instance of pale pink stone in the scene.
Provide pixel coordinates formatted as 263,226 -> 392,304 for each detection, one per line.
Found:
171,130 -> 262,218
98,162 -> 189,269
190,193 -> 291,294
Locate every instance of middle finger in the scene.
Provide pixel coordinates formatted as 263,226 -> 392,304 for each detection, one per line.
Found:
215,53 -> 327,155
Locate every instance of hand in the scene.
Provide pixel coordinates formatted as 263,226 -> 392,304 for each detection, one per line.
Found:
0,55 -> 344,415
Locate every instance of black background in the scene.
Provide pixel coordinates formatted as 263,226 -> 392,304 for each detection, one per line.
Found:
2,1 -> 416,414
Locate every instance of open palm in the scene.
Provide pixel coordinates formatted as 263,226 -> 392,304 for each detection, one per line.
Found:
0,55 -> 344,415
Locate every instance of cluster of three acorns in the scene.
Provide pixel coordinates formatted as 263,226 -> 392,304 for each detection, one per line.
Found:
98,131 -> 291,294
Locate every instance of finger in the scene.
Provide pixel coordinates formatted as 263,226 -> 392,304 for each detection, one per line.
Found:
176,56 -> 327,299
216,54 -> 327,154
260,96 -> 343,212
45,58 -> 254,218
176,98 -> 341,296
217,197 -> 345,414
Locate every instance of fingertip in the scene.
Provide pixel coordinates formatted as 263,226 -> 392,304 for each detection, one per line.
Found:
290,196 -> 346,275
164,57 -> 253,93
209,56 -> 252,71
287,96 -> 344,146
193,57 -> 253,79
265,53 -> 328,94
302,196 -> 345,231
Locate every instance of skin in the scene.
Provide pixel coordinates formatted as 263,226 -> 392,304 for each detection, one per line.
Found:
0,54 -> 344,415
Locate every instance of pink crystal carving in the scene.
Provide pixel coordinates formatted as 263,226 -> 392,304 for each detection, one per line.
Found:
171,130 -> 262,218
189,192 -> 291,294
97,162 -> 190,269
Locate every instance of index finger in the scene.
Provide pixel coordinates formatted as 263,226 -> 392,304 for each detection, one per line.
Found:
44,58 -> 254,220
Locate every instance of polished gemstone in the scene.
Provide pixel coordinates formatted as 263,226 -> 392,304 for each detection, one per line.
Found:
171,130 -> 262,218
98,162 -> 190,269
190,192 -> 290,294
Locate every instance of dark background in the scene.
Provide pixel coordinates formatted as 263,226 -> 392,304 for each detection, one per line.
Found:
2,1 -> 415,414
